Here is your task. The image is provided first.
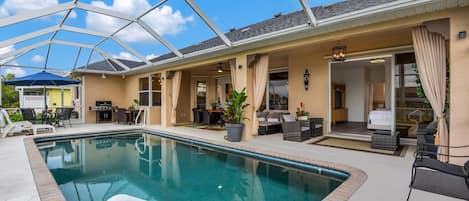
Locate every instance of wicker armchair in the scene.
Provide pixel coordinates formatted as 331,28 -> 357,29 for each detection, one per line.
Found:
282,115 -> 310,142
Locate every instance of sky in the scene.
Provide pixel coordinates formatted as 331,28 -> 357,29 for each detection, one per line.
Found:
0,0 -> 343,77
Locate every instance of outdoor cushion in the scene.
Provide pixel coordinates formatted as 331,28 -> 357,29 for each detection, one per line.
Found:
259,122 -> 281,126
258,117 -> 266,122
315,124 -> 323,129
283,115 -> 296,122
301,127 -> 310,132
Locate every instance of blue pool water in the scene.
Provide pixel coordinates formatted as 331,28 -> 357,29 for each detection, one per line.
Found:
37,131 -> 347,201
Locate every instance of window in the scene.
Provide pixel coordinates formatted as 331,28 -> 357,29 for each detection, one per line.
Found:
151,75 -> 161,106
139,77 -> 149,106
139,75 -> 162,107
196,81 -> 207,109
267,72 -> 288,110
23,88 -> 44,96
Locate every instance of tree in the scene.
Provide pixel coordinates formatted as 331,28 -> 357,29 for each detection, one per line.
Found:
1,74 -> 19,108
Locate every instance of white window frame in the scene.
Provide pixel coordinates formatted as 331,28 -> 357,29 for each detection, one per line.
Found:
150,74 -> 162,107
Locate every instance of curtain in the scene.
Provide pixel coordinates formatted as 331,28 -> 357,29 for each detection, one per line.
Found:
229,59 -> 237,90
412,26 -> 448,161
252,55 -> 269,134
171,71 -> 182,125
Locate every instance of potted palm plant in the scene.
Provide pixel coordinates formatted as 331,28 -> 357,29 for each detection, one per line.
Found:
224,88 -> 249,142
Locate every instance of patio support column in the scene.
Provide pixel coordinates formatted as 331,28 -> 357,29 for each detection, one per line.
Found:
234,54 -> 255,141
449,9 -> 469,165
161,71 -> 172,128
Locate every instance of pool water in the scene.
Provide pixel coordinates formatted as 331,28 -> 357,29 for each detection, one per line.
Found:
37,132 -> 346,201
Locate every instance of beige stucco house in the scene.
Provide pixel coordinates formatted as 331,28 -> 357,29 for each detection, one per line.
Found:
74,0 -> 469,164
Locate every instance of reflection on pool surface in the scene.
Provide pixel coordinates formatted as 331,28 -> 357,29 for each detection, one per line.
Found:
37,132 -> 346,201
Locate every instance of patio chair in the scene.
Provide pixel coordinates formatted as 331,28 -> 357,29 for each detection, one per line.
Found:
20,108 -> 42,124
55,108 -> 73,128
192,108 -> 203,124
407,141 -> 469,200
116,108 -> 129,124
281,114 -> 310,142
1,109 -> 54,137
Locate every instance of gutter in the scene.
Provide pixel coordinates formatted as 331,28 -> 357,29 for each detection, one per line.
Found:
77,0 -> 460,75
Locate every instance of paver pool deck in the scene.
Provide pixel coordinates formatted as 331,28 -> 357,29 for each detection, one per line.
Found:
0,123 -> 463,201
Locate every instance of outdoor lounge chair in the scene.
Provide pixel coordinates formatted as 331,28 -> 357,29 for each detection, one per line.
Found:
282,114 -> 310,142
1,109 -> 54,138
407,141 -> 469,200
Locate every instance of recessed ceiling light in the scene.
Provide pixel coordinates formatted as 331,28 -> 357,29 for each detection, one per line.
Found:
370,58 -> 386,64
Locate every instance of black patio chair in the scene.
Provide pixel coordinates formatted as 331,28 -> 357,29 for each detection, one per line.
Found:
55,107 -> 73,128
20,108 -> 42,124
192,108 -> 202,124
407,141 -> 469,200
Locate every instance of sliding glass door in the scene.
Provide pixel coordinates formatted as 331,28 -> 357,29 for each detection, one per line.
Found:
394,53 -> 434,138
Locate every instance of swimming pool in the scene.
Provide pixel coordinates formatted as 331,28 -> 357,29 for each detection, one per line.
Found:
35,130 -> 348,201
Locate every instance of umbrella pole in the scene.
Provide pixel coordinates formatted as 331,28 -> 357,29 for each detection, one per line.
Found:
44,86 -> 47,111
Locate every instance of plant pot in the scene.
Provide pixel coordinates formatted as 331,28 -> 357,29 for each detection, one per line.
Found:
226,123 -> 244,142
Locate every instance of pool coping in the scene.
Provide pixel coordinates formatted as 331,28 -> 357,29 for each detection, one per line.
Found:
24,127 -> 367,201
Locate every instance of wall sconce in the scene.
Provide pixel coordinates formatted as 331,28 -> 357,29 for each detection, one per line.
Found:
101,73 -> 106,79
238,64 -> 243,69
458,31 -> 466,39
304,69 -> 310,91
332,43 -> 346,61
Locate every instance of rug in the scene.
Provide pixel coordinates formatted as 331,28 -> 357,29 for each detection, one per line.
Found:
311,137 -> 407,156
181,124 -> 226,131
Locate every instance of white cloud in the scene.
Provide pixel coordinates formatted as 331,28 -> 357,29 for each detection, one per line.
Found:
0,0 -> 77,18
0,45 -> 26,77
86,0 -> 194,43
112,52 -> 137,61
31,55 -> 44,63
0,45 -> 17,64
145,54 -> 158,60
4,67 -> 27,77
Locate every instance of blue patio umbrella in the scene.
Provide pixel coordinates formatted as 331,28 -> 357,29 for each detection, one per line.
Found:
4,71 -> 80,110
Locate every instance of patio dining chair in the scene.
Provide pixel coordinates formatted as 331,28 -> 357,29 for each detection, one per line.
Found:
20,108 -> 42,124
55,108 -> 73,128
407,141 -> 469,200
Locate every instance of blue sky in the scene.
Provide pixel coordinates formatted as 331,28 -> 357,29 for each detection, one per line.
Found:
0,0 -> 342,77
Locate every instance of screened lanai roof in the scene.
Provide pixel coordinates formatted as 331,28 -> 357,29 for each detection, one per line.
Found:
0,0 -> 466,76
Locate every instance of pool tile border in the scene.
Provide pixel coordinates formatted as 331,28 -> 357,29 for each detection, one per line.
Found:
24,127 -> 367,201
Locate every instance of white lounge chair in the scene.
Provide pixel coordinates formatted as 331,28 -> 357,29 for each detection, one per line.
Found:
1,109 -> 55,138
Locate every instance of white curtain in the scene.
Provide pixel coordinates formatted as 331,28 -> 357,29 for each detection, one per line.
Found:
171,71 -> 182,125
229,59 -> 237,90
252,55 -> 269,134
412,26 -> 448,161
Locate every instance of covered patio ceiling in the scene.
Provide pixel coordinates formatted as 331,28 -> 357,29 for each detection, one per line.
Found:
0,0 -> 465,76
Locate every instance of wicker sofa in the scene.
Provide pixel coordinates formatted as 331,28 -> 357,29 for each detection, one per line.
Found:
257,112 -> 282,135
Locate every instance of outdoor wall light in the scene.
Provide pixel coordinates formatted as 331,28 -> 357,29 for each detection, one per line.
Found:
217,63 -> 224,73
304,69 -> 310,91
101,73 -> 106,79
332,43 -> 346,61
458,31 -> 466,39
238,64 -> 243,69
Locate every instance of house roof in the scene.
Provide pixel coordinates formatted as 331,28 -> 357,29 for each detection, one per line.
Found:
77,0 -> 401,72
